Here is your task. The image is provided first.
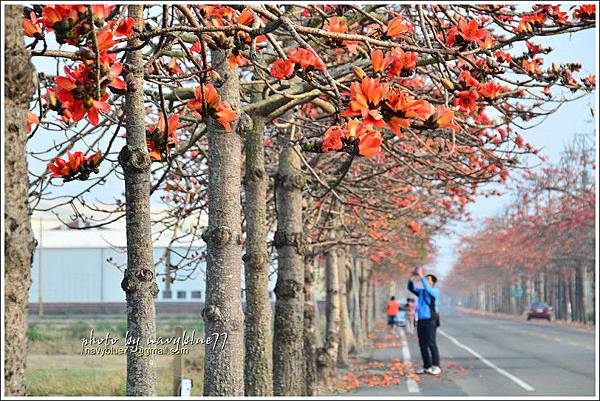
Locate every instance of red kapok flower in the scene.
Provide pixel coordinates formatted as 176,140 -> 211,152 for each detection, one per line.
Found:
190,41 -> 202,54
270,59 -> 295,79
326,16 -> 349,33
345,119 -> 382,157
408,221 -> 421,234
288,48 -> 325,70
385,89 -> 432,136
522,58 -> 543,75
478,81 -> 507,100
457,19 -> 488,44
322,125 -> 344,153
95,29 -> 117,51
24,11 -> 43,38
107,62 -> 127,90
341,77 -> 388,128
236,8 -> 254,26
214,102 -> 237,132
70,93 -> 111,126
459,70 -> 480,87
228,51 -> 249,69
115,17 -> 135,38
371,49 -> 392,74
386,16 -> 412,38
574,4 -> 595,20
27,111 -> 40,133
48,151 -> 85,177
425,106 -> 458,132
495,50 -> 512,64
388,48 -> 418,78
187,83 -> 222,114
47,151 -> 102,180
453,90 -> 479,114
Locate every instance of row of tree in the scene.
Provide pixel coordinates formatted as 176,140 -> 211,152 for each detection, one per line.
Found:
445,135 -> 596,323
4,3 -> 595,396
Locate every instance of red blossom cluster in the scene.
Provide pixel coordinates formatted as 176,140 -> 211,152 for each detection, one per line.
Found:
196,6 -> 265,68
27,5 -> 134,127
47,151 -> 102,180
187,83 -> 237,132
339,76 -> 457,139
146,114 -> 180,161
322,119 -> 382,157
270,48 -> 326,80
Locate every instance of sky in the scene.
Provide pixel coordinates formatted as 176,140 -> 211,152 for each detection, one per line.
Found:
431,27 -> 597,279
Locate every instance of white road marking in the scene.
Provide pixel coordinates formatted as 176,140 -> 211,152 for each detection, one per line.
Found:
399,327 -> 420,393
439,329 -> 535,392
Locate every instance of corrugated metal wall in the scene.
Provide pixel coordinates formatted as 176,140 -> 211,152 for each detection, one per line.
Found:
29,247 -> 279,304
29,247 -> 208,303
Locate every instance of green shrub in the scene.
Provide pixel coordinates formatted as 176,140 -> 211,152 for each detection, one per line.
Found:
68,321 -> 93,340
586,310 -> 595,323
28,323 -> 44,341
94,321 -> 113,333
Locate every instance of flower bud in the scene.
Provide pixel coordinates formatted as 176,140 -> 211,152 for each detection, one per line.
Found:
352,66 -> 366,81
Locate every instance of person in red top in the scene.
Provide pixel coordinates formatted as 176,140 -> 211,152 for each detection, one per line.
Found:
386,296 -> 400,332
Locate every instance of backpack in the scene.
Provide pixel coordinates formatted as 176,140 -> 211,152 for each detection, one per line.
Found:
425,293 -> 440,327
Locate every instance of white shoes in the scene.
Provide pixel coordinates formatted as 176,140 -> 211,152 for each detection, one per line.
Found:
416,366 -> 441,375
428,366 -> 442,375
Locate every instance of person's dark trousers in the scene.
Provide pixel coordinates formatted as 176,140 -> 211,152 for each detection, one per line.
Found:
417,318 -> 440,369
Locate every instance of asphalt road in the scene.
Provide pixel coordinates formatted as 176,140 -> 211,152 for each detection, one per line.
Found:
348,309 -> 596,397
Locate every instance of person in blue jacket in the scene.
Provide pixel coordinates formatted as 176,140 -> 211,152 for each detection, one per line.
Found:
408,266 -> 441,375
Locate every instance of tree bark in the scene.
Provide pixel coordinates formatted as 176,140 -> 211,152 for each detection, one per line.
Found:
567,270 -> 575,321
4,5 -> 37,395
337,249 -> 354,366
201,47 -> 245,396
318,247 -> 340,388
370,280 -> 377,329
118,5 -> 159,396
575,262 -> 587,322
243,118 -> 273,396
304,255 -> 318,396
273,130 -> 305,395
359,258 -> 369,339
350,255 -> 363,351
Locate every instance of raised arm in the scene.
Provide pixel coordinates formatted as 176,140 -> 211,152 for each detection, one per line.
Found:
421,276 -> 439,298
407,278 -> 420,296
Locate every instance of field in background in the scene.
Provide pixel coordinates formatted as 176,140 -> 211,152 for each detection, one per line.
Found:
26,315 -> 205,396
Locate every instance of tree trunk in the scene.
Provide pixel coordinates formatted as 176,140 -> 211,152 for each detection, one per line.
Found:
273,130 -> 305,396
575,262 -> 587,323
567,270 -> 575,321
359,258 -> 369,341
337,248 -> 354,367
202,47 -> 244,395
304,255 -> 318,396
318,247 -> 340,388
119,5 -> 158,396
243,118 -> 272,396
370,281 -> 377,330
4,5 -> 37,395
350,255 -> 363,351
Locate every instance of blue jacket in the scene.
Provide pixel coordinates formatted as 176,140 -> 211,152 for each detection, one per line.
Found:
407,277 -> 439,320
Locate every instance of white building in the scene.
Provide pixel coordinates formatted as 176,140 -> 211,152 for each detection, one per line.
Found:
30,226 -> 277,313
